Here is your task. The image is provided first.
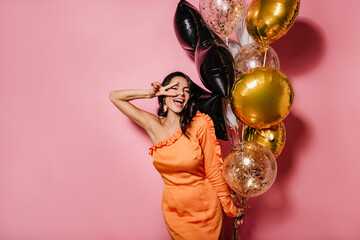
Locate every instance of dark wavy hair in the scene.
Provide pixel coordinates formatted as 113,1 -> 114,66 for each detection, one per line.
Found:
157,72 -> 198,138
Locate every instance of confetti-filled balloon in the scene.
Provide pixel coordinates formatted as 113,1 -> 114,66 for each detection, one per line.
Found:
231,67 -> 294,129
242,122 -> 286,157
246,0 -> 300,46
223,141 -> 277,197
234,42 -> 280,77
200,0 -> 246,36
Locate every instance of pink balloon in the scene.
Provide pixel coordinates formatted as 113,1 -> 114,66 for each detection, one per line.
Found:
200,0 -> 246,36
234,42 -> 280,76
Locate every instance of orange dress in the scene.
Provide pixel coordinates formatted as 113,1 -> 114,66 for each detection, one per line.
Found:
149,111 -> 237,240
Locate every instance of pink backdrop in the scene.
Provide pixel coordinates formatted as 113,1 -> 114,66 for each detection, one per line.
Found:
1,0 -> 359,239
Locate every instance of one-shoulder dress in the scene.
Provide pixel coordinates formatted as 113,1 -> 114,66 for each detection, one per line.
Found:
149,111 -> 238,240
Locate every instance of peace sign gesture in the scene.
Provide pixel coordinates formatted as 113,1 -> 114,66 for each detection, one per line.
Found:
149,81 -> 179,98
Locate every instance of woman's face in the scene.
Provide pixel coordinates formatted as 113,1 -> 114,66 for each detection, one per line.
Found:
164,76 -> 190,114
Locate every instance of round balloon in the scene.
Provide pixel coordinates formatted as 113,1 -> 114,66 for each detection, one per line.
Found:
200,0 -> 246,36
223,141 -> 277,197
230,67 -> 294,129
234,42 -> 280,77
246,0 -> 300,46
242,122 -> 286,157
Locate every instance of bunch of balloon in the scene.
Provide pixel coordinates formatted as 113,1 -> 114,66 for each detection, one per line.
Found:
174,0 -> 245,141
174,0 -> 300,237
222,1 -> 300,234
231,0 -> 300,158
198,0 -> 247,147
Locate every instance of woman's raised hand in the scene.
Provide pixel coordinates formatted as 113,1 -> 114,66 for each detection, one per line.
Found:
149,81 -> 179,98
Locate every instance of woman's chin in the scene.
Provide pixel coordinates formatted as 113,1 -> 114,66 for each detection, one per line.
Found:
169,107 -> 184,114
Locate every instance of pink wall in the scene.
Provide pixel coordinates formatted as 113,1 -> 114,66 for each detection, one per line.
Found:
1,0 -> 359,239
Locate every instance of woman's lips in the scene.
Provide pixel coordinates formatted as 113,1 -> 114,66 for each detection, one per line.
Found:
173,99 -> 184,107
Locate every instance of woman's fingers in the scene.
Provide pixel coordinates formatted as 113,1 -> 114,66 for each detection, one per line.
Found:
163,81 -> 179,90
235,208 -> 245,225
236,218 -> 243,225
155,91 -> 177,97
151,82 -> 161,88
151,81 -> 180,97
163,92 -> 178,96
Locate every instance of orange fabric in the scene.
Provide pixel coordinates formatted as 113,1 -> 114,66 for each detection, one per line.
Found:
149,111 -> 237,240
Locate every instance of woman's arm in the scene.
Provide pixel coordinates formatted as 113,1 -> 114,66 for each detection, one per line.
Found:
195,113 -> 239,218
109,82 -> 178,139
109,88 -> 155,130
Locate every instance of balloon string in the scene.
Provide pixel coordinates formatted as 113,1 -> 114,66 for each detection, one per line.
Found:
231,190 -> 248,240
233,217 -> 239,240
239,122 -> 243,142
235,125 -> 241,144
263,48 -> 268,67
229,128 -> 234,147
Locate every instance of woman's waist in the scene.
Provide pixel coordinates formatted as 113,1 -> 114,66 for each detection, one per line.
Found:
161,179 -> 219,212
161,173 -> 205,186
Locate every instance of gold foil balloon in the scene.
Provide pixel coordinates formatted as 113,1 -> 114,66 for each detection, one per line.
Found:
223,141 -> 277,197
234,42 -> 280,77
200,0 -> 246,36
230,67 -> 294,129
246,0 -> 300,46
242,122 -> 286,157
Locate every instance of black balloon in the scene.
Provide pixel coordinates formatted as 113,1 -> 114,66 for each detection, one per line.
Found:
198,94 -> 228,141
190,80 -> 228,141
195,24 -> 235,98
174,0 -> 203,57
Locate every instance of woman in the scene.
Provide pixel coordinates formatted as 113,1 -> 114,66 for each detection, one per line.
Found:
109,72 -> 241,239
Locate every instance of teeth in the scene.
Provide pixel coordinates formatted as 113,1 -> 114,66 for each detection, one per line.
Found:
174,99 -> 184,103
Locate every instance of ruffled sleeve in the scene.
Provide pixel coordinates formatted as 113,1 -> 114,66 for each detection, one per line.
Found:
195,112 -> 238,218
149,128 -> 183,156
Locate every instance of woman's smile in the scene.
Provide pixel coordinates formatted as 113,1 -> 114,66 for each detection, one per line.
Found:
165,76 -> 190,113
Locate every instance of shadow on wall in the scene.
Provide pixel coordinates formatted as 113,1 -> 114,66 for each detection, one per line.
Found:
272,18 -> 326,77
220,18 -> 324,240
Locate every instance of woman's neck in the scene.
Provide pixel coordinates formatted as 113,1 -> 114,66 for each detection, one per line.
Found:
162,111 -> 181,131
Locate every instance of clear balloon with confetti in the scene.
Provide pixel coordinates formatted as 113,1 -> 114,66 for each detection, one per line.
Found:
223,141 -> 277,197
